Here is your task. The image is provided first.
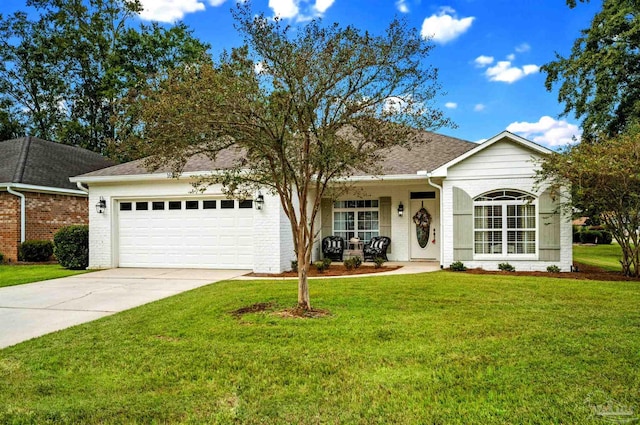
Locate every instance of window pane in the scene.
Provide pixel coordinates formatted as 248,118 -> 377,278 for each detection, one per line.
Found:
119,202 -> 132,211
168,201 -> 181,210
203,200 -> 216,209
221,200 -> 234,209
185,200 -> 199,210
239,200 -> 253,209
152,201 -> 165,210
136,202 -> 148,211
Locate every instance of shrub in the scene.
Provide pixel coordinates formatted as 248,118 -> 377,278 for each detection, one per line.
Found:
498,262 -> 515,272
373,257 -> 386,268
19,240 -> 53,262
291,259 -> 298,273
547,265 -> 561,273
314,260 -> 328,272
572,225 -> 582,243
343,256 -> 362,270
577,227 -> 613,244
450,261 -> 467,272
0,252 -> 4,264
322,257 -> 332,270
344,257 -> 355,270
54,225 -> 89,270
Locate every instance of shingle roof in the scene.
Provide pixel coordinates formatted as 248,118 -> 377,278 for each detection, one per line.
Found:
0,137 -> 115,190
78,131 -> 477,179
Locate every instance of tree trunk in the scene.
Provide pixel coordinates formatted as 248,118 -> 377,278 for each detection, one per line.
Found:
296,232 -> 311,310
297,248 -> 311,310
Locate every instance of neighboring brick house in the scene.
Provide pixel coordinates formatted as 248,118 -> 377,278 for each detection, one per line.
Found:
0,137 -> 114,262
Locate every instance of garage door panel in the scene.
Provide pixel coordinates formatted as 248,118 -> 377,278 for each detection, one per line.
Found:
118,199 -> 254,269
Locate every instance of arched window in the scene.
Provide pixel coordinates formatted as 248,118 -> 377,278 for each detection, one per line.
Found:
474,190 -> 537,257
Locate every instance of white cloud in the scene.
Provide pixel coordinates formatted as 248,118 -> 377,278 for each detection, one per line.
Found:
314,0 -> 335,14
396,0 -> 409,13
138,0 -> 206,22
485,60 -> 539,83
506,53 -> 515,61
507,116 -> 582,147
515,43 -> 531,53
474,103 -> 485,112
474,55 -> 494,67
254,61 -> 265,74
445,102 -> 458,109
269,0 -> 299,19
420,7 -> 474,44
268,0 -> 335,20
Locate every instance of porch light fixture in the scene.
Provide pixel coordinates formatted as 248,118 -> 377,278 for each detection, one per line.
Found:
95,196 -> 106,214
255,193 -> 265,210
397,202 -> 404,217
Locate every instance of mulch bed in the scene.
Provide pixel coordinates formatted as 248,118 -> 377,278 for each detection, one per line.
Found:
462,262 -> 640,282
230,302 -> 330,319
247,264 -> 401,278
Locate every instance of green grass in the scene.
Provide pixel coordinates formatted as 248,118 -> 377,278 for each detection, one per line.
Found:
573,243 -> 624,271
1,272 -> 639,424
0,264 -> 89,288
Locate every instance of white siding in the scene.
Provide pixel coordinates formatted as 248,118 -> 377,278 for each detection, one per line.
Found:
441,138 -> 572,272
447,139 -> 539,180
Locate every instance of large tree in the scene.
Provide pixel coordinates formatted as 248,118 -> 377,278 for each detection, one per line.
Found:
541,0 -> 640,140
124,4 -> 452,310
0,0 -> 209,154
536,128 -> 640,277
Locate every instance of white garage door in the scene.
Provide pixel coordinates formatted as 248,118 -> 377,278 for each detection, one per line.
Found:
117,198 -> 254,269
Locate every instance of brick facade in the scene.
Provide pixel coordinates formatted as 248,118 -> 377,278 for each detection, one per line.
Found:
0,190 -> 88,262
0,192 -> 20,262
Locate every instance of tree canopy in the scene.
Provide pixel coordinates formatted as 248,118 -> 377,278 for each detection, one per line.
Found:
0,0 -> 209,156
125,4 -> 452,309
541,0 -> 640,140
536,127 -> 640,277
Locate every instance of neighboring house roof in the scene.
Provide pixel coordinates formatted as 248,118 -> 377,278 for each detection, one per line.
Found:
0,137 -> 115,191
74,131 -> 477,181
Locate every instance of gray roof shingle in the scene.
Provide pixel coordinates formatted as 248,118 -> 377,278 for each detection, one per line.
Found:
78,131 -> 477,179
0,137 -> 115,190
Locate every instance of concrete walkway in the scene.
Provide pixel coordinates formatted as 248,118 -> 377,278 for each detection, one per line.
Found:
0,268 -> 248,349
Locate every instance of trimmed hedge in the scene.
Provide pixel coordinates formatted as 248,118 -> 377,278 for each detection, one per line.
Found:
54,225 -> 89,270
573,226 -> 613,244
19,240 -> 54,262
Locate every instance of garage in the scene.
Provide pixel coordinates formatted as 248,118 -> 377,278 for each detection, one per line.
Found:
117,198 -> 254,269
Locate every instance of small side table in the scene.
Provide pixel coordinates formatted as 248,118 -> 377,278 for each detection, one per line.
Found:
344,240 -> 364,261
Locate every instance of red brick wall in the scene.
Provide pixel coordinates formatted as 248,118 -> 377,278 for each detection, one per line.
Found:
25,192 -> 88,241
0,191 -> 88,262
0,192 -> 20,262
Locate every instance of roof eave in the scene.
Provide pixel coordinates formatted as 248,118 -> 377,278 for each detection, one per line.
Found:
0,182 -> 87,196
70,169 -> 237,184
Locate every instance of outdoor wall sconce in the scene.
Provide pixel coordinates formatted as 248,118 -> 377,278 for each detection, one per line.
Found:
96,196 -> 107,214
255,193 -> 265,210
397,202 -> 404,217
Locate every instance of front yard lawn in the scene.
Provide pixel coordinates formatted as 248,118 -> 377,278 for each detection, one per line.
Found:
573,243 -> 624,272
0,264 -> 89,288
1,272 -> 638,424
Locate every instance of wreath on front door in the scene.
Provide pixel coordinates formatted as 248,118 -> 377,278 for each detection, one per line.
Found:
413,207 -> 431,248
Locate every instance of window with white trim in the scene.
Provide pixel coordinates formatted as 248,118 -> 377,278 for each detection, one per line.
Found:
474,190 -> 536,257
333,200 -> 379,244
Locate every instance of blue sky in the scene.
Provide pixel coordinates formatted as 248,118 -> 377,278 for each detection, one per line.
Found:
1,0 -> 602,148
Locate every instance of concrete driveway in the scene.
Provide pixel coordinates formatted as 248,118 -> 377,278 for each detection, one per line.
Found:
0,268 -> 248,349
